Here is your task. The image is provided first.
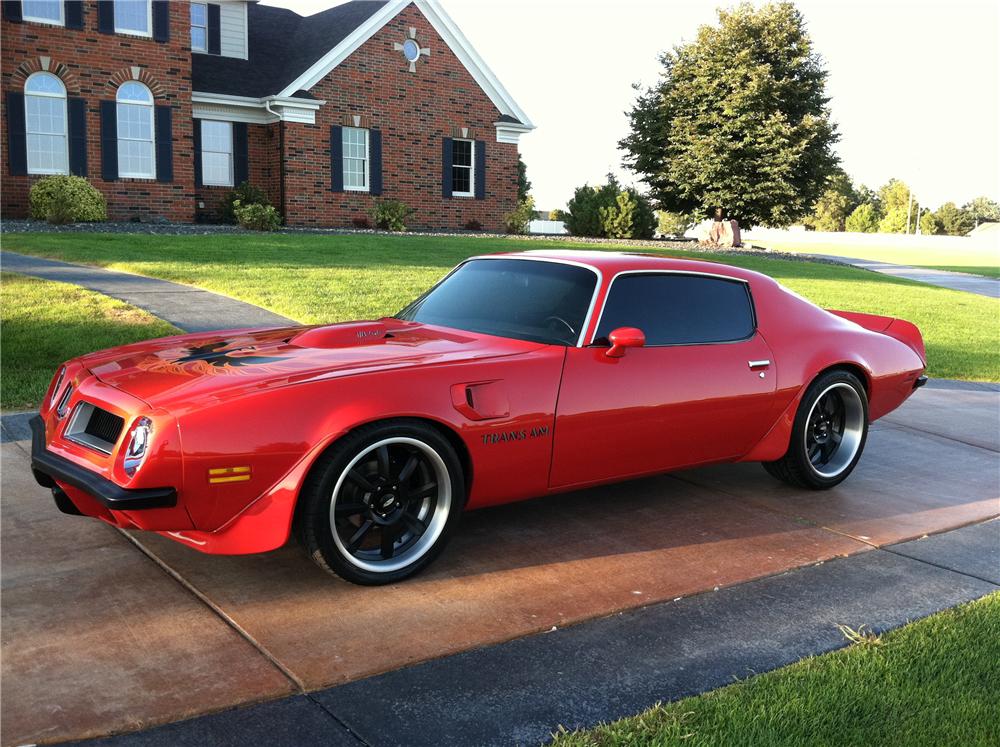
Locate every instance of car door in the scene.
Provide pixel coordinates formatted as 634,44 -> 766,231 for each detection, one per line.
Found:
549,272 -> 776,489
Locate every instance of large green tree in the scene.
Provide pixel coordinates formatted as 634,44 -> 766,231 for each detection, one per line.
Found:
963,196 -> 1000,225
876,179 -> 920,234
517,155 -> 532,202
620,2 -> 839,228
934,202 -> 975,236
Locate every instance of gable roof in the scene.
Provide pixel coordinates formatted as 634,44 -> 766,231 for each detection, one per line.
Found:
192,1 -> 388,99
192,0 -> 533,129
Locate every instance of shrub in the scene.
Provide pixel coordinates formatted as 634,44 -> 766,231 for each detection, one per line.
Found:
504,196 -> 535,234
565,176 -> 655,239
369,199 -> 414,232
919,210 -> 943,236
845,203 -> 879,233
29,175 -> 106,224
548,209 -> 569,222
220,182 -> 271,224
352,216 -> 371,229
464,219 -> 483,231
233,200 -> 281,231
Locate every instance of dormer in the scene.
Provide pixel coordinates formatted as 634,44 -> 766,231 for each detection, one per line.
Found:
190,0 -> 249,60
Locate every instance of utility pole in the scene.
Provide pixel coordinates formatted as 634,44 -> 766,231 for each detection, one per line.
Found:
906,188 -> 913,235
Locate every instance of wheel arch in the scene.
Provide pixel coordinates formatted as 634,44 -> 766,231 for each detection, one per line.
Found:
817,361 -> 871,396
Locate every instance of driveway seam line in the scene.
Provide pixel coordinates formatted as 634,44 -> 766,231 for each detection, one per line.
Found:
113,528 -> 308,691
878,421 -> 1000,454
302,693 -> 374,747
877,545 -> 1000,587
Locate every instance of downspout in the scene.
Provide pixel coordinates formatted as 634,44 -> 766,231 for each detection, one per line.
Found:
264,99 -> 286,220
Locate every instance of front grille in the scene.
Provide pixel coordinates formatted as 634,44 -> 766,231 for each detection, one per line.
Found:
84,407 -> 125,445
65,402 -> 126,454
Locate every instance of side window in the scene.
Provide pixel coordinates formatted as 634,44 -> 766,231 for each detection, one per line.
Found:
200,120 -> 233,186
190,2 -> 208,52
342,127 -> 369,191
116,82 -> 155,179
451,139 -> 473,196
595,274 -> 755,345
24,72 -> 68,175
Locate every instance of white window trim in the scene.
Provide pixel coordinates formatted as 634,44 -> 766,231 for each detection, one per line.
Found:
342,127 -> 370,193
190,1 -> 207,53
22,0 -> 64,26
116,83 -> 156,180
24,72 -> 69,176
451,138 -> 474,198
114,0 -> 153,38
200,120 -> 234,187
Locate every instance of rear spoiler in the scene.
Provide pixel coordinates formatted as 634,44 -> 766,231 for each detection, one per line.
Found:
828,310 -> 926,364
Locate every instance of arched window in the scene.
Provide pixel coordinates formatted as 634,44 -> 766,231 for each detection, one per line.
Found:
116,82 -> 155,179
25,72 -> 68,175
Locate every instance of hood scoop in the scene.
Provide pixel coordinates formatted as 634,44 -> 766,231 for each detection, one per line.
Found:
292,321 -> 389,349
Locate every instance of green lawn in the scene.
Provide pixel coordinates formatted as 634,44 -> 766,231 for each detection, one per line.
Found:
3,233 -> 999,382
0,272 -> 178,410
552,592 -> 999,747
756,237 -> 1000,278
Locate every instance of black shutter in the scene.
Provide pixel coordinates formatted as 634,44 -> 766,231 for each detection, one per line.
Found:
193,119 -> 202,187
2,1 -> 22,22
330,125 -> 343,192
233,122 -> 248,186
474,139 -> 486,200
441,137 -> 453,198
152,0 -> 169,42
369,129 -> 382,196
5,92 -> 27,176
207,3 -> 221,54
64,1 -> 83,28
154,105 -> 173,182
97,0 -> 113,33
100,100 -> 118,180
68,98 -> 88,176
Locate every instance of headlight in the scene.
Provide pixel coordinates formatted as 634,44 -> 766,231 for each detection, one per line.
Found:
49,367 -> 66,406
123,418 -> 152,477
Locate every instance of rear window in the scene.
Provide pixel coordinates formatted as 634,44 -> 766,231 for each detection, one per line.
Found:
595,273 -> 755,345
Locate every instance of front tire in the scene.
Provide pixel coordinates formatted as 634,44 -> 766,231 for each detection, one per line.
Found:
762,370 -> 869,490
296,420 -> 464,585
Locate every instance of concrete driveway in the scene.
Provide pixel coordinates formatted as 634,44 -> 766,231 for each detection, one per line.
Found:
2,382 -> 997,745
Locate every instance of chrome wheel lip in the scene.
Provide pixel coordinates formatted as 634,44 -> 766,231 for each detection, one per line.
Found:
330,436 -> 451,574
803,382 -> 865,478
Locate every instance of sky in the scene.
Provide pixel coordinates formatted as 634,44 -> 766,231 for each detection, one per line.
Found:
265,0 -> 1000,212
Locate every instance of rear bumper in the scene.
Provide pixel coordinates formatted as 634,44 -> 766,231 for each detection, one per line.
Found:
913,375 -> 928,390
30,415 -> 177,510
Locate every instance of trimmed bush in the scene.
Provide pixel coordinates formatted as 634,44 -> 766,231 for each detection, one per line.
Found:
221,182 -> 271,224
565,176 -> 655,239
657,210 -> 694,237
29,175 -> 106,224
233,200 -> 281,231
369,199 -> 414,232
504,196 -> 535,234
464,219 -> 483,231
845,203 -> 879,233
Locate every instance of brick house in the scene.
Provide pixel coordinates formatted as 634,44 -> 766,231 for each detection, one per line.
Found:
1,0 -> 534,229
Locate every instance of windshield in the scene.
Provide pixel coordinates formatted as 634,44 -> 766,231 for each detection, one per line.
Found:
396,259 -> 598,345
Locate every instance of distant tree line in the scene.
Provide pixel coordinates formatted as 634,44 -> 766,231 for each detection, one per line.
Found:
805,174 -> 1000,236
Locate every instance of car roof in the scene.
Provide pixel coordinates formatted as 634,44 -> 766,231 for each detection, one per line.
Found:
472,249 -> 771,285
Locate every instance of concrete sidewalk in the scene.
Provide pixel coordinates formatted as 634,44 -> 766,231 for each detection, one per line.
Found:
809,253 -> 1000,298
2,384 -> 997,746
1,250 -> 294,331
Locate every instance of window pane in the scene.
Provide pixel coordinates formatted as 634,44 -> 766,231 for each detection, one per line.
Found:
27,96 -> 65,135
118,138 -> 154,177
115,0 -> 149,32
452,139 -> 472,167
203,152 -> 232,186
452,165 -> 471,194
341,128 -> 368,189
190,2 -> 207,25
25,73 -> 65,95
398,259 -> 597,346
201,121 -> 232,153
23,0 -> 61,21
117,82 -> 152,103
191,26 -> 206,50
27,133 -> 67,173
596,274 -> 755,345
117,103 -> 152,140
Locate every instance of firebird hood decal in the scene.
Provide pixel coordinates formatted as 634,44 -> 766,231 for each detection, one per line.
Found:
80,320 -> 545,409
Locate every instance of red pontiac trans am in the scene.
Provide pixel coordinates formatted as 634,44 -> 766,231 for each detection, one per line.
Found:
31,251 -> 927,584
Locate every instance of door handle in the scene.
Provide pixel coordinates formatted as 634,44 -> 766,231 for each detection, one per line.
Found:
748,359 -> 770,369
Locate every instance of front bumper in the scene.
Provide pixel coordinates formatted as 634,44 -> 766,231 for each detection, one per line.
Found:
30,415 -> 177,510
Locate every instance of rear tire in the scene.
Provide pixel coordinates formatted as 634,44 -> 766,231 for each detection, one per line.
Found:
296,420 -> 464,585
762,370 -> 869,490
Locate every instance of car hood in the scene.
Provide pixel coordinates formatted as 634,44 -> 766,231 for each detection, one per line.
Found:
78,319 -> 545,410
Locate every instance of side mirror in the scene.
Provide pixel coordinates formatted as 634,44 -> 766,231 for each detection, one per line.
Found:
606,327 -> 646,358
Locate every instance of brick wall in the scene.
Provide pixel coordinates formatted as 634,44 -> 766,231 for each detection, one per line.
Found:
280,4 -> 519,232
1,1 -> 194,221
